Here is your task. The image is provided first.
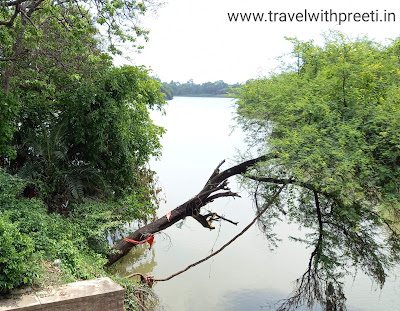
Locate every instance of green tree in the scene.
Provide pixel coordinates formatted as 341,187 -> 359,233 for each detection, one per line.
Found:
234,32 -> 400,310
0,0 -> 163,160
9,63 -> 165,213
1,0 -> 165,214
0,0 -> 165,301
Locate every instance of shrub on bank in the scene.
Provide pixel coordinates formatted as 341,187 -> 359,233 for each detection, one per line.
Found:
0,215 -> 37,294
0,169 -> 107,292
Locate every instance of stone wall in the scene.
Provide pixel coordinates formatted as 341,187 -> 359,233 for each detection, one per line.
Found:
0,277 -> 124,311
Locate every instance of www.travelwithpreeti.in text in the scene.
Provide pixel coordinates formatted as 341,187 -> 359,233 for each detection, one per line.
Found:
227,9 -> 396,25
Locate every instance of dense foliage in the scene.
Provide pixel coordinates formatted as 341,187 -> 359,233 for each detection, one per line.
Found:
235,32 -> 400,310
10,63 -> 165,212
0,169 -> 104,292
1,0 -> 165,212
0,91 -> 19,158
0,167 -> 156,311
0,0 -> 160,54
0,213 -> 36,293
0,0 -> 165,301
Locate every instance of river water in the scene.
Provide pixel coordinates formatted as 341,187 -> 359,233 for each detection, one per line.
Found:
113,97 -> 400,311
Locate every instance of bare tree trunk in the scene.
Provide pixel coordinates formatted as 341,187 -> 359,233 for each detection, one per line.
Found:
106,155 -> 271,266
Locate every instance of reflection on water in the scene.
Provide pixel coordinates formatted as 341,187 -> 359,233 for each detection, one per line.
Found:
113,244 -> 157,278
112,97 -> 400,311
218,289 -> 322,311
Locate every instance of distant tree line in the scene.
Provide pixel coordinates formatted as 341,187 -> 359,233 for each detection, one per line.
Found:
161,79 -> 241,99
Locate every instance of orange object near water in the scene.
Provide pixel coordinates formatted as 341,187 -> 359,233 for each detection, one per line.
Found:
124,234 -> 155,248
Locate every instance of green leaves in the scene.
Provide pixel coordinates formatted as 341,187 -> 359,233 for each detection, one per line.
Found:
0,212 -> 36,294
50,65 -> 165,204
237,32 -> 400,209
0,169 -> 121,290
1,0 -> 159,54
2,0 -> 166,212
236,32 -> 400,310
0,90 -> 19,158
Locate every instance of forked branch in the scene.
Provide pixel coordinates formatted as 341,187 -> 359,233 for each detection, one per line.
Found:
106,155 -> 273,266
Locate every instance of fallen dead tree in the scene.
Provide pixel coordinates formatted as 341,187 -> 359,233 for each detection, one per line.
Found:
125,183 -> 285,282
106,155 -> 271,266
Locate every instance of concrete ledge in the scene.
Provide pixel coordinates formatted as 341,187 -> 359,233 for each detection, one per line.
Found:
0,277 -> 124,311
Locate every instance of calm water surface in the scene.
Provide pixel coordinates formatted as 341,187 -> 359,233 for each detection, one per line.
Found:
113,97 -> 400,311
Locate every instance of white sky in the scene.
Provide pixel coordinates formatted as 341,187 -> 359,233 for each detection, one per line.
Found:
118,0 -> 400,84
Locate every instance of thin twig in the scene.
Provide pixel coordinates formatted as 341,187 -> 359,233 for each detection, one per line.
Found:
20,8 -> 38,29
213,213 -> 239,226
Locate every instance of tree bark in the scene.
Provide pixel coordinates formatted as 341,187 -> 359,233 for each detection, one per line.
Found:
106,155 -> 272,266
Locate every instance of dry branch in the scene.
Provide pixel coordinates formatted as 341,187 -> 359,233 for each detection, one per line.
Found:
106,155 -> 274,266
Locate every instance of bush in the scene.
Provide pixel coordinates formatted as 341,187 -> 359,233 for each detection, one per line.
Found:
0,169 -> 107,289
0,214 -> 37,294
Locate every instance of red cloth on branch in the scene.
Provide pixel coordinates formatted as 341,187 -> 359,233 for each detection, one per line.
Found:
124,234 -> 155,248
